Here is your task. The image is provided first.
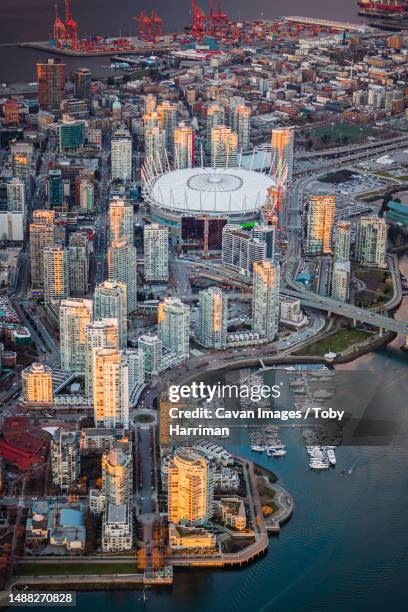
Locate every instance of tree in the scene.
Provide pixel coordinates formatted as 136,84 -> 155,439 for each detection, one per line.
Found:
152,547 -> 162,570
137,547 -> 146,570
84,511 -> 97,555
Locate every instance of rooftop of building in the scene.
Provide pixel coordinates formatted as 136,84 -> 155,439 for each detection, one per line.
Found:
173,446 -> 208,466
106,503 -> 128,524
170,524 -> 213,538
387,200 -> 408,214
145,166 -> 276,217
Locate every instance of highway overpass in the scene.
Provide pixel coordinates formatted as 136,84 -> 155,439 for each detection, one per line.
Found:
284,288 -> 408,336
295,134 -> 408,160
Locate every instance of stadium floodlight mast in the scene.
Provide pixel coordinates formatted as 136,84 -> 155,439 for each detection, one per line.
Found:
250,148 -> 256,171
260,148 -> 267,173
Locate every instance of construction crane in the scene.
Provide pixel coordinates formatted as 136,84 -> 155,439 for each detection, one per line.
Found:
192,0 -> 206,40
262,186 -> 284,225
262,160 -> 288,225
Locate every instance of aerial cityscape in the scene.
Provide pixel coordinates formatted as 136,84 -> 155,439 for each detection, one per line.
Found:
0,0 -> 408,610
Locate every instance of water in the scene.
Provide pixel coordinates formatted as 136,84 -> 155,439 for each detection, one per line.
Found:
71,442 -> 408,611
0,0 -> 361,83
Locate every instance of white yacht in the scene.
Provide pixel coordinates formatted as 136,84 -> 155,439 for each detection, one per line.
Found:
326,448 -> 336,466
272,448 -> 287,457
309,460 -> 329,470
251,444 -> 265,452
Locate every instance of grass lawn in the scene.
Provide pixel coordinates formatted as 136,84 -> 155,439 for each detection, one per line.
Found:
267,501 -> 279,514
359,190 -> 386,200
264,488 -> 276,500
354,267 -> 393,308
311,123 -> 377,143
374,170 -> 394,178
14,563 -> 139,576
354,268 -> 389,284
294,329 -> 372,357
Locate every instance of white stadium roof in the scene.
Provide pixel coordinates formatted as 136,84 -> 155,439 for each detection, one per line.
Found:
144,167 -> 276,218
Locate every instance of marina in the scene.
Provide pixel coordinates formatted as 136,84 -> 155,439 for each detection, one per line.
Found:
249,426 -> 287,457
251,365 -> 341,473
306,445 -> 337,470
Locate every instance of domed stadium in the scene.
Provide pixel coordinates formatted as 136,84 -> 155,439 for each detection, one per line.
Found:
141,166 -> 276,225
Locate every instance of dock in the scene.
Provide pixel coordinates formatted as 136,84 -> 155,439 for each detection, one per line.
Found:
18,41 -> 171,58
0,567 -> 173,598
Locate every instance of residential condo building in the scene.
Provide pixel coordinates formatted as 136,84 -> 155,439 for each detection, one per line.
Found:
210,126 -> 238,168
109,199 -> 134,246
174,122 -> 194,169
94,281 -> 128,349
252,260 -> 280,341
355,216 -> 388,268
111,127 -> 132,182
331,261 -> 350,302
198,287 -> 228,349
222,225 -> 266,275
168,448 -> 214,526
93,348 -> 129,428
107,240 -> 137,314
22,363 -> 53,404
30,210 -> 55,290
305,196 -> 336,255
271,127 -> 294,182
334,220 -> 351,262
59,298 -> 93,373
158,298 -> 190,358
51,429 -> 80,492
43,245 -> 70,304
85,318 -> 119,398
144,223 -> 169,282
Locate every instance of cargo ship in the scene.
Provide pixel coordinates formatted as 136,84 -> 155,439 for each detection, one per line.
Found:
358,0 -> 408,29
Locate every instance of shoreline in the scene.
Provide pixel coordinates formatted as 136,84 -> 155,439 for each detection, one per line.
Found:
18,41 -> 170,58
10,463 -> 293,590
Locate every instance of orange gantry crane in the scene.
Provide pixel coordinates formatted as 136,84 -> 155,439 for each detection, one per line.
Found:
192,0 -> 206,39
64,0 -> 78,49
53,0 -> 78,49
208,0 -> 228,36
151,10 -> 163,36
135,11 -> 152,39
134,10 -> 163,39
53,4 -> 67,45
